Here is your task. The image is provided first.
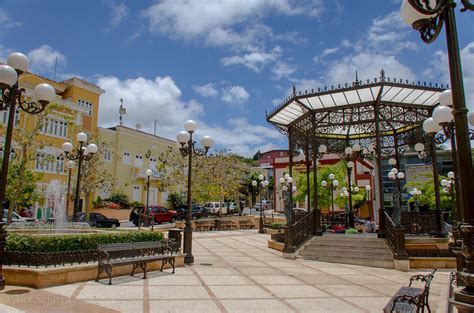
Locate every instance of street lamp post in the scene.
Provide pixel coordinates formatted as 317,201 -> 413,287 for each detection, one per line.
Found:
339,144 -> 375,228
441,171 -> 456,208
253,175 -> 269,234
66,161 -> 75,213
401,3 -> 474,304
176,120 -> 213,264
145,169 -> 152,211
62,132 -> 98,215
410,188 -> 423,212
0,52 -> 56,290
279,174 -> 296,225
387,158 -> 405,226
321,174 -> 339,225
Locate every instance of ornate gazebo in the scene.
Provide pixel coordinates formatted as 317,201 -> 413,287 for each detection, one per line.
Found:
266,70 -> 446,253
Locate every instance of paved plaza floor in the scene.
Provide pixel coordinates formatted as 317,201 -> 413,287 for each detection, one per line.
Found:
0,230 -> 451,312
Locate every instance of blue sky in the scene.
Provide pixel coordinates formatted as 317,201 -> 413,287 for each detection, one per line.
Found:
1,0 -> 473,156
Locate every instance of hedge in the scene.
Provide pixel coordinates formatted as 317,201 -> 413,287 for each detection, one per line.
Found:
6,231 -> 164,253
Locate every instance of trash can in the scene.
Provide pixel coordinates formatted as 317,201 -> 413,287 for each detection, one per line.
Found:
168,228 -> 182,251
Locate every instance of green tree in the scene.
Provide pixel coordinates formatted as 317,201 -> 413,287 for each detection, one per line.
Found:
294,161 -> 348,210
404,172 -> 454,212
5,164 -> 41,210
167,191 -> 185,210
252,150 -> 261,161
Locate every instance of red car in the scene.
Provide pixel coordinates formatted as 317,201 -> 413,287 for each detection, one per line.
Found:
130,206 -> 178,226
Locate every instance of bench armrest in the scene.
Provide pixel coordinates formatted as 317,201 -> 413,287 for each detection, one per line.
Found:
409,269 -> 437,287
97,250 -> 111,264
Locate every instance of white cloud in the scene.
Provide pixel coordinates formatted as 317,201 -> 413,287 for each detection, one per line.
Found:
107,2 -> 129,31
424,42 -> 474,111
221,46 -> 282,72
193,83 -> 219,97
200,117 -> 284,157
272,61 -> 298,80
0,10 -> 22,32
221,86 -> 250,105
142,0 -> 323,49
96,75 -> 203,138
97,75 -> 282,156
141,0 -> 323,74
27,45 -> 67,75
325,53 -> 416,86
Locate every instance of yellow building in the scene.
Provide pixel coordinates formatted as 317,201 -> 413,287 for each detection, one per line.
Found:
0,72 -> 104,211
98,125 -> 179,207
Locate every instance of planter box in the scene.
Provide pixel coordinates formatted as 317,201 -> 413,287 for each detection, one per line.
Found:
4,253 -> 185,289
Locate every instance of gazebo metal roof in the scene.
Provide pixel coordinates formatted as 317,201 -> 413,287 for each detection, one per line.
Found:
266,70 -> 447,148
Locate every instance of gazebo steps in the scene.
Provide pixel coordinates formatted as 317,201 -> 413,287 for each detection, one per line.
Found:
299,235 -> 394,269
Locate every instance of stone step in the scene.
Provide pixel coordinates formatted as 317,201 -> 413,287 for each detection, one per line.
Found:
307,241 -> 389,249
301,255 -> 395,269
299,250 -> 394,261
302,246 -> 391,255
309,237 -> 384,244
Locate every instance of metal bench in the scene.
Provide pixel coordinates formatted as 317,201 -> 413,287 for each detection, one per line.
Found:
383,269 -> 437,313
96,240 -> 177,285
219,220 -> 238,231
195,220 -> 214,231
239,220 -> 255,229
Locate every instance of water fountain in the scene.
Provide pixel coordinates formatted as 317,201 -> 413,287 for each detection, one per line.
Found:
7,180 -> 93,233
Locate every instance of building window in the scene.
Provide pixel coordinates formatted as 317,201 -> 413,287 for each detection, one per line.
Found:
35,153 -> 65,173
40,117 -> 68,138
0,147 -> 15,160
132,185 -> 141,202
1,108 -> 20,127
104,148 -> 112,162
78,99 -> 93,116
149,157 -> 157,170
123,151 -> 131,165
135,155 -> 143,168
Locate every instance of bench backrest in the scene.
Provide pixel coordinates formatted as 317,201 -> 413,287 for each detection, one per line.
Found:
409,269 -> 437,295
97,241 -> 169,259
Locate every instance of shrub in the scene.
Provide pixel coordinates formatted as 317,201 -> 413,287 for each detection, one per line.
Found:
167,192 -> 185,210
6,231 -> 163,252
107,193 -> 130,209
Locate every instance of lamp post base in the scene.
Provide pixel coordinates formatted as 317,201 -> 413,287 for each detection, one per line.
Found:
184,253 -> 194,264
259,216 -> 264,234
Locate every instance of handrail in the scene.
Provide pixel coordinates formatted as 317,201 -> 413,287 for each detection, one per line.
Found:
383,210 -> 408,260
284,211 -> 315,253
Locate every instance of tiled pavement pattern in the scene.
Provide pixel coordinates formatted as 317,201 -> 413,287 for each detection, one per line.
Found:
1,230 -> 451,313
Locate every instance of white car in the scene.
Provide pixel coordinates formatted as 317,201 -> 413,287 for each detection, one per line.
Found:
3,209 -> 31,223
204,202 -> 230,215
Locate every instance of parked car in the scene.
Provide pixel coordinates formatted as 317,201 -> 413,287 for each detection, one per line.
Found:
176,204 -> 210,220
254,200 -> 272,211
73,212 -> 120,228
204,202 -> 225,215
129,206 -> 178,226
2,209 -> 32,223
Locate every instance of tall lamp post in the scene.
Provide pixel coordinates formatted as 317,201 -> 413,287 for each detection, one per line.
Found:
321,174 -> 339,225
401,1 -> 474,306
387,158 -> 405,226
66,160 -> 75,213
145,169 -> 153,210
410,188 -> 423,212
0,52 -> 56,290
253,175 -> 269,234
176,120 -> 213,264
339,144 -> 374,228
62,132 -> 98,215
279,174 -> 296,225
441,171 -> 456,207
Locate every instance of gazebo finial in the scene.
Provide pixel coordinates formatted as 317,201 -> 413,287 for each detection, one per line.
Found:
380,69 -> 386,82
292,85 -> 296,97
352,71 -> 360,87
